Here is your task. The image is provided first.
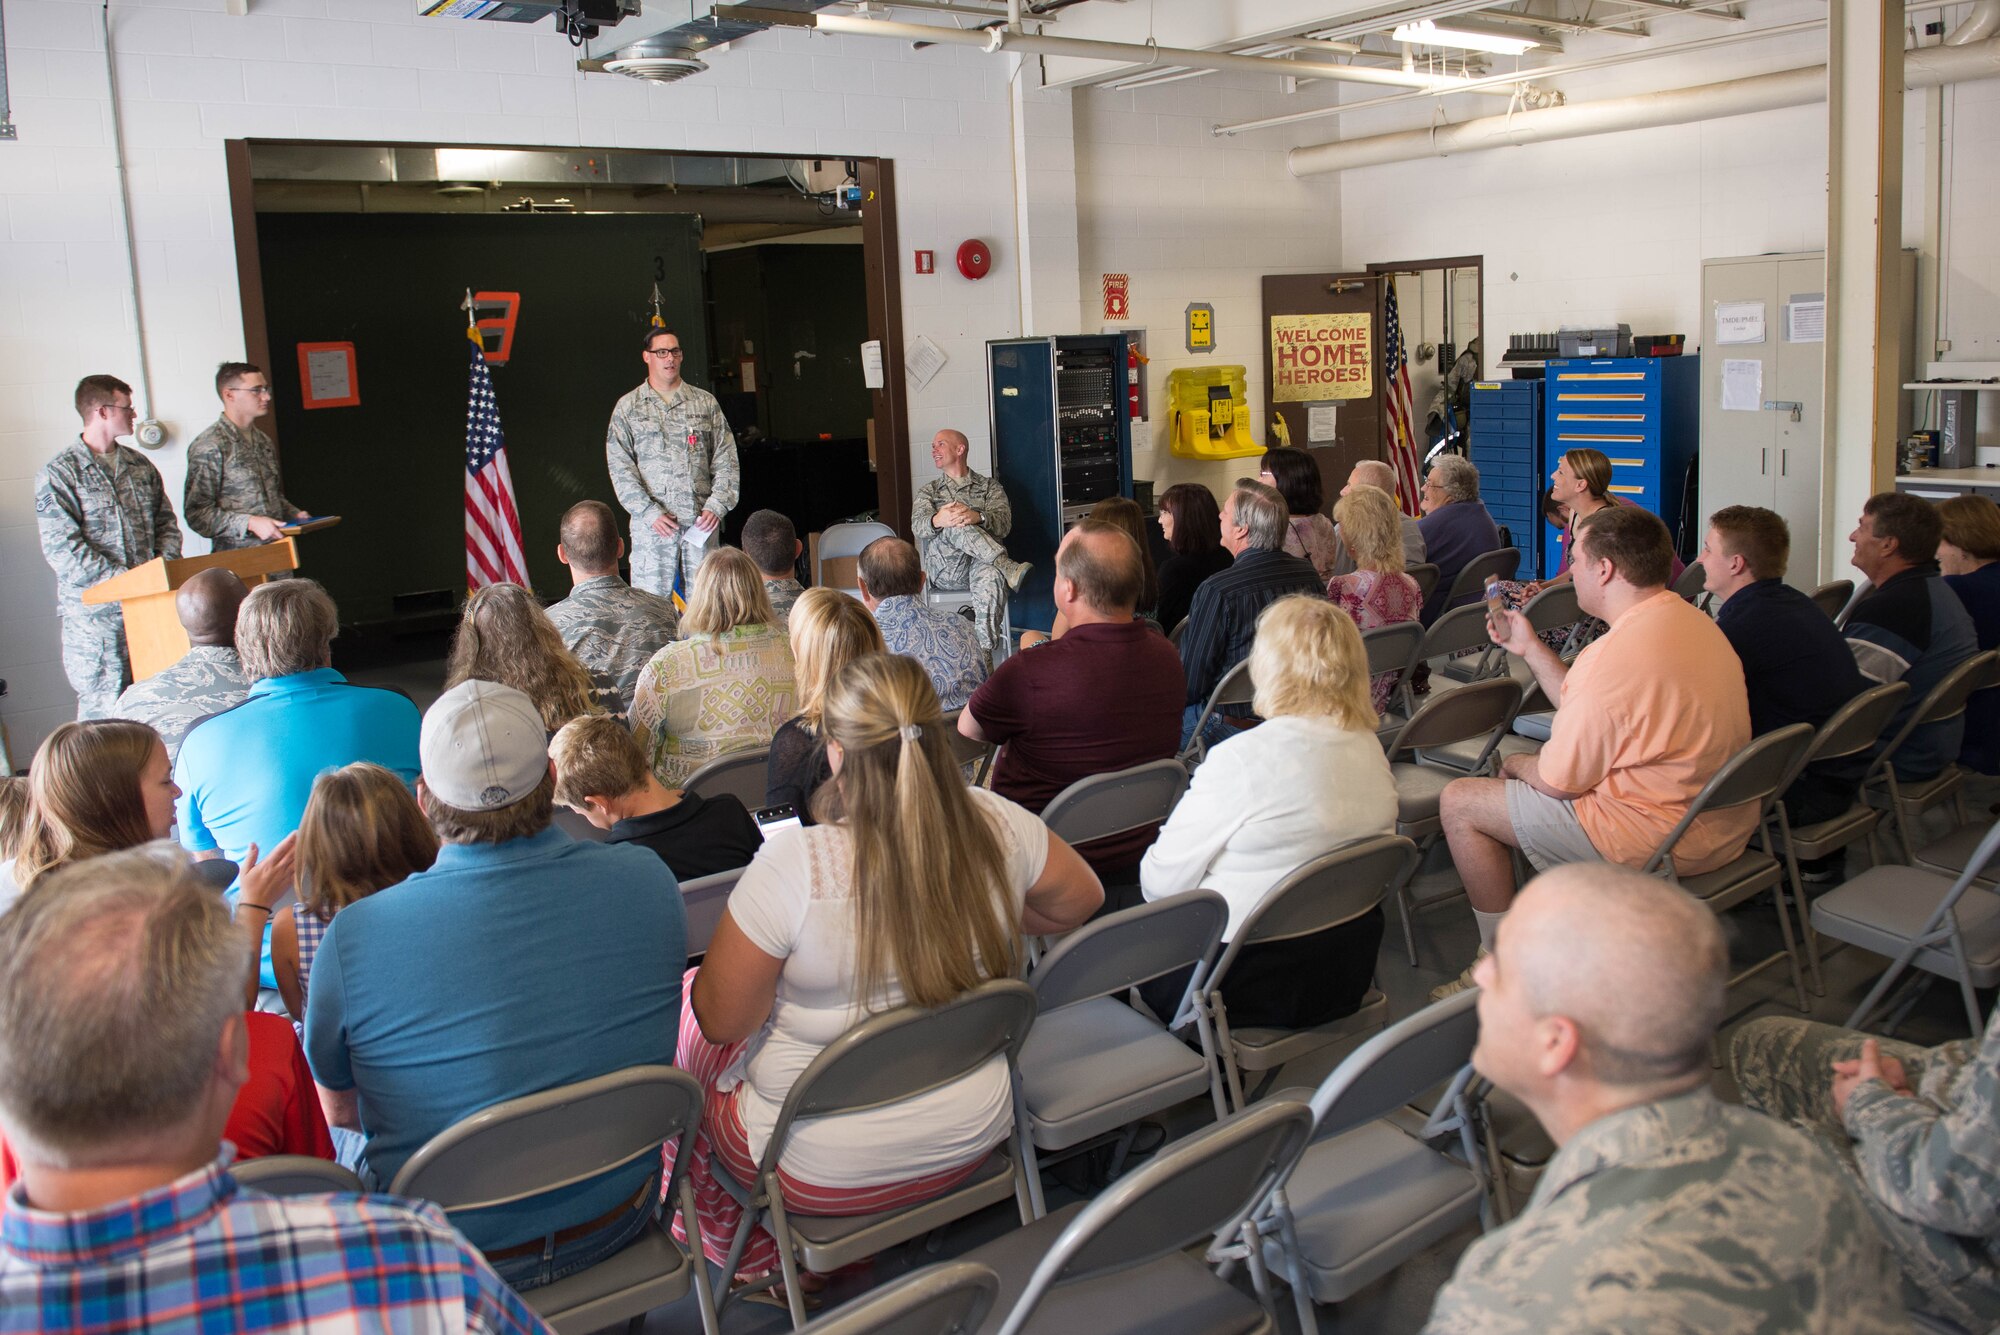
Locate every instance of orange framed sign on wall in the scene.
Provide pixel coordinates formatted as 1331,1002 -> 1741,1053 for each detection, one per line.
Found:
297,341 -> 359,409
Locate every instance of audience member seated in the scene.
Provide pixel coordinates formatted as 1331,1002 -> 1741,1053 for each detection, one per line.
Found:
743,508 -> 805,628
767,588 -> 885,825
228,762 -> 438,1026
1423,864 -> 1904,1334
304,681 -> 686,1291
0,849 -> 544,1333
912,428 -> 1030,651
678,653 -> 1102,1289
630,547 -> 797,788
1154,483 -> 1232,636
1415,455 -> 1503,625
1536,447 -> 1618,589
0,778 -> 26,904
551,715 -> 761,881
8,720 -> 177,909
1020,496 -> 1165,650
545,499 -> 680,716
1324,486 -> 1424,714
962,520 -> 1184,890
1938,494 -> 2000,776
856,536 -> 988,711
1178,479 -> 1323,751
1703,506 -> 1869,844
1436,507 -> 1753,996
1731,996 -> 2000,1330
1844,491 -> 1978,781
1260,447 -> 1339,581
109,567 -> 250,760
1138,597 -> 1396,1026
447,581 -> 613,730
1331,459 -> 1426,574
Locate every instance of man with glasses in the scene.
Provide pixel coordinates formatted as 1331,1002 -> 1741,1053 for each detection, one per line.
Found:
184,362 -> 310,557
34,375 -> 183,719
606,327 -> 740,600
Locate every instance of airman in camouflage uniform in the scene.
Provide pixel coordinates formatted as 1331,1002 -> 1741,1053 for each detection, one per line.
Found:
1730,1011 -> 2000,1330
183,362 -> 307,555
36,376 -> 182,720
112,645 -> 249,762
546,575 -> 679,717
1424,865 -> 1904,1335
606,328 -> 739,600
913,429 -> 1028,650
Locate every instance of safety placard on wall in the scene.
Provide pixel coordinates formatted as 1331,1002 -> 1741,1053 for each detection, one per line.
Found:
1185,302 -> 1215,354
297,342 -> 359,409
1270,312 -> 1372,401
1102,273 -> 1130,321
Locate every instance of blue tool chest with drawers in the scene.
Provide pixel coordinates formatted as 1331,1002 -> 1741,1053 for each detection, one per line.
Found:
1468,379 -> 1543,581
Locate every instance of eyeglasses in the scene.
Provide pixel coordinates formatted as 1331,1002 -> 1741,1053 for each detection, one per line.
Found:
645,348 -> 685,359
227,386 -> 274,396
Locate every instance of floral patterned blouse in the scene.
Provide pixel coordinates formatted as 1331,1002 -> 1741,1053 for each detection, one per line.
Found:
1325,569 -> 1424,713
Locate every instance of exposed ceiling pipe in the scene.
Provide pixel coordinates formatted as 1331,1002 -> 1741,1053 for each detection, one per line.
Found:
1288,33 -> 2000,174
1304,0 -> 1533,45
1947,0 -> 2000,44
1217,18 -> 1825,136
809,11 -> 1511,94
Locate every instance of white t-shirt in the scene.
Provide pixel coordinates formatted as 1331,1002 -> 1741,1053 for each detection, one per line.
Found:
0,859 -> 19,917
722,787 -> 1049,1187
1139,715 -> 1398,940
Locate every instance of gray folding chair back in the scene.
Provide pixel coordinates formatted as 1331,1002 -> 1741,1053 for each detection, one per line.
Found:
388,1064 -> 717,1335
989,1099 -> 1316,1335
1306,988 -> 1482,1143
1439,546 -> 1521,611
1642,724 -> 1817,878
683,745 -> 772,809
231,1155 -> 365,1195
1167,618 -> 1186,647
1811,578 -> 1855,621
1181,659 -> 1255,765
1040,758 -> 1188,848
190,858 -> 241,892
1518,581 -> 1582,640
1028,891 -> 1227,1012
1405,562 -> 1441,602
941,710 -> 997,782
1671,561 -> 1707,601
1866,650 -> 2000,860
1419,602 -> 1498,664
1388,676 -> 1523,764
1361,620 -> 1424,684
1807,681 -> 1911,768
796,1262 -> 999,1335
1876,650 -> 2000,762
816,521 -> 897,598
680,866 -> 744,959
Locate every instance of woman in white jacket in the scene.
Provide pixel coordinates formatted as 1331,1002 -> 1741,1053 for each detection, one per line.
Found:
1138,595 -> 1397,1026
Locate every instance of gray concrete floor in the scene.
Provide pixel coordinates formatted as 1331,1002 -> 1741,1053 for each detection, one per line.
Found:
347,652 -> 1980,1335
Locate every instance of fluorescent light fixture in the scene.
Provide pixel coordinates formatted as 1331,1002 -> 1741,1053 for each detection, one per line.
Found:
1391,19 -> 1539,55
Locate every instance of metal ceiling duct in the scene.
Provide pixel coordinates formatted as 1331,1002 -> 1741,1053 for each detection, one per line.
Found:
589,0 -> 835,82
600,36 -> 711,81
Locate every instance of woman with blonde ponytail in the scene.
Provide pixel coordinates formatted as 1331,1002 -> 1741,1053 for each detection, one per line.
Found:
677,652 -> 1102,1293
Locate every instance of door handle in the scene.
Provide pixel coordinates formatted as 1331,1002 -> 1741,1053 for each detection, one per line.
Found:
1763,400 -> 1803,422
1780,448 -> 1788,477
1760,448 -> 1768,475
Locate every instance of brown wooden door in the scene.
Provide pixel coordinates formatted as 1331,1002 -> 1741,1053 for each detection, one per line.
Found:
1261,272 -> 1382,514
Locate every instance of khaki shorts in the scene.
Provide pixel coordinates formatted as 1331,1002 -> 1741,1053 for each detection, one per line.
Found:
1506,780 -> 1604,872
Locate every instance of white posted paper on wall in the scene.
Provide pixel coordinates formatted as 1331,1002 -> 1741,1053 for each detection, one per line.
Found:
1715,301 -> 1767,345
906,335 -> 947,390
1307,403 -> 1338,443
860,340 -> 885,389
1721,358 -> 1763,412
1785,299 -> 1825,344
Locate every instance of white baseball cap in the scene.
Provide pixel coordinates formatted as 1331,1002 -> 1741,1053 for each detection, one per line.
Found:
420,680 -> 547,810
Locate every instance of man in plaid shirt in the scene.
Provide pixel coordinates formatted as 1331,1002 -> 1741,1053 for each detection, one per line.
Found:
0,848 -> 548,1334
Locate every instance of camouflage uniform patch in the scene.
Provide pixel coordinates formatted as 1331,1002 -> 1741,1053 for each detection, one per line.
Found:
606,381 -> 739,599
912,469 -> 1014,650
183,416 -> 299,551
545,574 -> 680,717
110,644 -> 250,761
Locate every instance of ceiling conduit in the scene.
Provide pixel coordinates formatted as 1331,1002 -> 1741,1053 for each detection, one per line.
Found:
1290,6 -> 2000,175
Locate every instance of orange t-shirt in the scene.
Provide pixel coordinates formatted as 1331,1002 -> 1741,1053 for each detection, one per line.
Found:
1538,590 -> 1756,872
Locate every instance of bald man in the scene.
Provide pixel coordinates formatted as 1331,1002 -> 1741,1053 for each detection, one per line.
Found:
110,567 -> 251,760
1422,865 -> 1904,1334
912,428 -> 1029,650
1329,459 -> 1426,575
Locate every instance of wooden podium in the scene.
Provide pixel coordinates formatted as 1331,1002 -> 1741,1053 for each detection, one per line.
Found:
82,540 -> 302,683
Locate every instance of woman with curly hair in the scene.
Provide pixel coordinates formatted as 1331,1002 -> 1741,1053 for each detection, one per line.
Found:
445,582 -> 613,732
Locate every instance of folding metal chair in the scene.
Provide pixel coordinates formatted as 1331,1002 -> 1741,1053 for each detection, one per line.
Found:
795,1261 -> 1000,1335
1641,724 -> 1818,1011
1436,548 -> 1521,682
1405,562 -> 1441,604
1811,817 -> 2000,1036
1193,835 -> 1422,1111
957,1098 -> 1315,1335
683,745 -> 773,809
712,980 -> 1040,1330
815,522 -> 896,600
1258,991 -> 1488,1333
230,1155 -> 365,1195
1407,604 -> 1498,714
1863,650 -> 2000,862
943,710 -> 997,787
679,865 -> 743,960
1361,620 -> 1425,746
1768,682 -> 1910,992
1381,678 -> 1524,966
1038,759 -> 1189,852
1015,892 -> 1229,1217
1671,560 -> 1707,601
1811,578 -> 1855,622
1517,580 -> 1585,657
389,1065 -> 719,1335
1179,658 -> 1255,767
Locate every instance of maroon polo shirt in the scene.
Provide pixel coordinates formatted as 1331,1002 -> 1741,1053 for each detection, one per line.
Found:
967,620 -> 1185,873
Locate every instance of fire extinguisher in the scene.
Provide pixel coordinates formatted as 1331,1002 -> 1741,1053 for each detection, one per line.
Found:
1127,341 -> 1149,422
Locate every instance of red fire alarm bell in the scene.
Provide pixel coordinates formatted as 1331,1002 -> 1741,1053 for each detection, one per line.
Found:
914,250 -> 935,274
956,239 -> 991,280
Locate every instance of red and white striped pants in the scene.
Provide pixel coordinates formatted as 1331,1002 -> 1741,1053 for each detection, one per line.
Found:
667,968 -> 989,1277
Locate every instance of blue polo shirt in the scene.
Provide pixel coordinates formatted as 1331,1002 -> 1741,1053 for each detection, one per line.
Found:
304,826 -> 686,1253
175,668 -> 420,987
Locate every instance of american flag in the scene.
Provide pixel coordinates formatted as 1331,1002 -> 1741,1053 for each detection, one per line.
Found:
463,327 -> 529,590
1381,286 -> 1425,518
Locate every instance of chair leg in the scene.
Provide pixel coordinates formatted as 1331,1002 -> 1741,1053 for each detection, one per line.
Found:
1213,1001 -> 1247,1113
677,1175 -> 723,1335
1397,879 -> 1420,968
1845,945 -> 1922,1031
1767,881 -> 1811,1013
765,1198 -> 810,1331
1272,1199 -> 1320,1335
